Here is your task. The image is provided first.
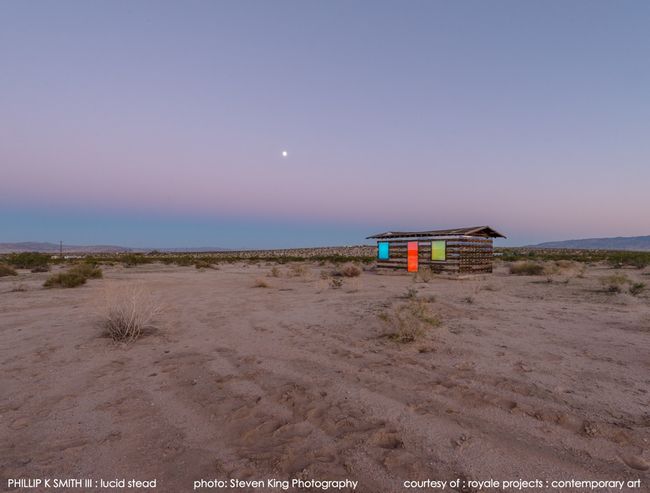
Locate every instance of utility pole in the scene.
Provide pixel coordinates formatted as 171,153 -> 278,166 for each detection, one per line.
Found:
60,240 -> 63,258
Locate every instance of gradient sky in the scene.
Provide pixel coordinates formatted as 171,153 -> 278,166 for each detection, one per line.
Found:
2,1 -> 649,248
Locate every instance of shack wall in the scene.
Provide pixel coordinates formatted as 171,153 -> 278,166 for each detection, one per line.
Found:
375,236 -> 493,274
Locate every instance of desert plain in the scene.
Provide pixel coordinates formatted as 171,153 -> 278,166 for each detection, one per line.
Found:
1,257 -> 649,492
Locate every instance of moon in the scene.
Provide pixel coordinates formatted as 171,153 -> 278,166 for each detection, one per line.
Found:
282,150 -> 288,157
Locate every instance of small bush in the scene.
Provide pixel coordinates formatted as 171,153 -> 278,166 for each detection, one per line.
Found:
69,263 -> 103,279
339,264 -> 362,277
268,266 -> 281,278
253,278 -> 269,288
30,265 -> 50,273
414,268 -> 433,283
101,285 -> 161,342
600,274 -> 629,293
121,254 -> 151,267
403,287 -> 419,299
44,272 -> 87,288
330,278 -> 343,289
194,259 -> 214,269
43,264 -> 102,288
629,282 -> 646,296
381,300 -> 441,343
0,264 -> 18,277
10,284 -> 27,292
509,261 -> 544,276
288,264 -> 307,277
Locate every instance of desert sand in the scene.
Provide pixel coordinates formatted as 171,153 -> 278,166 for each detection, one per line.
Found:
1,261 -> 649,492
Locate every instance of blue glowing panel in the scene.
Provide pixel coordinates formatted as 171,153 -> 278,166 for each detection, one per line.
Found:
378,242 -> 389,260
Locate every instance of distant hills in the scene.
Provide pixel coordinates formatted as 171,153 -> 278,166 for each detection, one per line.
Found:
530,235 -> 650,251
0,242 -> 230,254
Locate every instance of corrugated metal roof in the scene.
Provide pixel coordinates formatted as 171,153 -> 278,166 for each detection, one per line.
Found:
366,226 -> 506,239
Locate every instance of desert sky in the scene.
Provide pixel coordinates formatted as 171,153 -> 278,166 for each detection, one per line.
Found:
1,1 -> 649,247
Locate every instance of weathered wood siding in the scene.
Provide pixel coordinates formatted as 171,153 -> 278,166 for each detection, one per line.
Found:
375,236 -> 494,274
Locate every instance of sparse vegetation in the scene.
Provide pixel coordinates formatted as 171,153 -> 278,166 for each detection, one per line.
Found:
329,278 -> 343,289
462,296 -> 474,304
101,285 -> 161,342
0,263 -> 18,277
268,266 -> 281,277
10,284 -> 27,292
44,271 -> 87,288
253,278 -> 269,288
30,265 -> 50,273
194,259 -> 215,269
499,248 -> 650,269
69,263 -> 103,279
403,287 -> 419,299
43,264 -> 103,288
335,263 -> 362,278
509,261 -> 544,276
629,282 -> 646,296
288,264 -> 308,277
600,274 -> 629,293
414,268 -> 433,283
6,252 -> 50,270
380,300 -> 442,343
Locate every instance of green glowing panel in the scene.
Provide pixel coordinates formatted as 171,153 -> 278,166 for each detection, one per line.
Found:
431,240 -> 446,261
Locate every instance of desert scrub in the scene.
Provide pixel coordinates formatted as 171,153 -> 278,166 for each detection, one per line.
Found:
332,263 -> 362,278
101,284 -> 161,342
329,278 -> 343,289
380,300 -> 441,343
253,278 -> 269,288
44,271 -> 87,288
69,263 -> 103,279
194,259 -> 215,269
288,264 -> 307,277
600,273 -> 630,293
268,266 -> 281,277
403,286 -> 419,299
6,252 -> 50,270
509,261 -> 544,276
629,282 -> 646,296
0,263 -> 18,277
43,264 -> 102,288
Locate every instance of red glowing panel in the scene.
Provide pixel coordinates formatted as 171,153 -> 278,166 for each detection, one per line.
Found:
407,241 -> 418,272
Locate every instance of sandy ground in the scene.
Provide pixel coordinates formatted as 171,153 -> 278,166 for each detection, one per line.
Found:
1,261 -> 649,493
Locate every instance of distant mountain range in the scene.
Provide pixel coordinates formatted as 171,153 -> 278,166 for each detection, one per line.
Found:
530,235 -> 650,251
0,242 -> 231,254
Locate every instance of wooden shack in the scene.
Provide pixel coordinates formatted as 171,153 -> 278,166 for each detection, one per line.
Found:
367,226 -> 505,274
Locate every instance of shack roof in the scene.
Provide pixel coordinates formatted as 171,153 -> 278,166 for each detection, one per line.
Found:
366,226 -> 506,239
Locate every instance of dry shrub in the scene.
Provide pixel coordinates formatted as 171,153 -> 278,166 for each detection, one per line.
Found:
101,284 -> 161,342
338,263 -> 362,277
44,271 -> 87,288
319,270 -> 330,280
44,264 -> 102,288
380,300 -> 441,343
509,261 -> 544,276
0,263 -> 18,277
253,278 -> 269,288
629,282 -> 646,296
268,266 -> 281,278
194,259 -> 215,269
70,263 -> 103,279
288,264 -> 307,277
30,265 -> 50,273
600,273 -> 629,293
330,278 -> 343,289
414,268 -> 433,283
403,286 -> 419,299
10,284 -> 27,292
